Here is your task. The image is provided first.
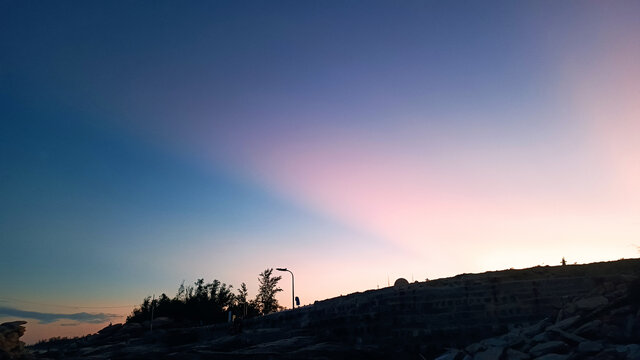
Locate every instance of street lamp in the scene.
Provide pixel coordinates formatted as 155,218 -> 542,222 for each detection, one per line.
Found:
276,268 -> 295,310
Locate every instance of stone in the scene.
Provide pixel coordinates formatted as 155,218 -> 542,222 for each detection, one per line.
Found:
474,346 -> 504,360
483,337 -> 509,348
497,332 -> 526,348
616,345 -> 630,356
578,341 -> 604,353
562,303 -> 577,316
98,323 -> 123,335
529,341 -> 568,358
505,348 -> 530,360
575,296 -> 609,311
548,328 -> 586,344
120,322 -> 143,333
0,321 -> 28,359
575,320 -> 602,337
611,306 -> 633,316
532,332 -> 549,343
533,355 -> 569,360
602,324 -> 626,342
466,342 -> 486,354
546,315 -> 580,332
523,319 -> 552,337
626,344 -> 640,360
434,349 -> 463,360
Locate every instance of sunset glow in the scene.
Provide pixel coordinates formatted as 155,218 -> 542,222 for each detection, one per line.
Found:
1,1 -> 639,344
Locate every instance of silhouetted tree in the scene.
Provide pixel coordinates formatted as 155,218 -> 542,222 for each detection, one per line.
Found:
255,268 -> 282,315
237,282 -> 248,304
231,282 -> 259,317
127,277 -> 263,324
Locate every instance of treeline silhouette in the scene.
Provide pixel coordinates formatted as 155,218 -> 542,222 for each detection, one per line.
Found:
127,268 -> 283,325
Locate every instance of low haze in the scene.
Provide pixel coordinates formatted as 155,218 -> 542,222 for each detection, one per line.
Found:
1,1 -> 639,344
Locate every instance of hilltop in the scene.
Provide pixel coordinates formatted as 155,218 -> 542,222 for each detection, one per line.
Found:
19,258 -> 640,359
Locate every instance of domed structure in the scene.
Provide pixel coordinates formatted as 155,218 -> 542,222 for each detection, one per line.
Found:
394,278 -> 409,287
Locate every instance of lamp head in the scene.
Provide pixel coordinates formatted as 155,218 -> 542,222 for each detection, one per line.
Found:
276,268 -> 287,271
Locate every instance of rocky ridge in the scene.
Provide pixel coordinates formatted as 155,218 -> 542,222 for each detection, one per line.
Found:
27,259 -> 640,359
435,277 -> 640,360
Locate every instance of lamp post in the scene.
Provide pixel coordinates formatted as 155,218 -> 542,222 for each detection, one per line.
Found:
276,268 -> 294,310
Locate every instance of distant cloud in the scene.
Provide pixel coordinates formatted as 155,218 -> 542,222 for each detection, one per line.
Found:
0,307 -> 118,324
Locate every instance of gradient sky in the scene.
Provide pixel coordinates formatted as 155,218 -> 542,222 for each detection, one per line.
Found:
1,0 -> 639,343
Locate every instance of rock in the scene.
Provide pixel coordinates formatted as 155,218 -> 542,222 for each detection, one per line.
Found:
562,303 -> 577,316
616,345 -> 630,356
434,349 -> 464,360
523,319 -> 552,337
150,317 -> 173,329
119,322 -> 144,335
466,342 -> 486,354
575,320 -> 602,337
483,337 -> 509,348
0,321 -> 28,359
626,344 -> 640,360
602,324 -> 626,342
497,332 -> 526,348
546,315 -> 580,331
578,341 -> 604,353
533,354 -> 569,360
548,328 -> 586,344
611,306 -> 633,316
98,323 -> 123,335
474,346 -> 504,360
505,348 -> 530,360
529,341 -> 569,358
625,314 -> 635,339
532,332 -> 549,343
575,296 -> 609,311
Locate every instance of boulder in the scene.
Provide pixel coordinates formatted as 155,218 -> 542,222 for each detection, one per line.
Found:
533,354 -> 569,360
434,349 -> 464,360
548,328 -> 586,344
474,346 -> 503,360
575,296 -> 609,311
532,332 -> 549,343
529,341 -> 568,358
466,342 -> 486,354
505,348 -> 530,360
0,321 -> 28,359
578,341 -> 604,353
575,320 -> 602,337
626,344 -> 640,359
546,315 -> 580,332
522,319 -> 552,337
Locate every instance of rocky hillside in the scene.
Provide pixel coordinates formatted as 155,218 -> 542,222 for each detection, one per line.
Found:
435,277 -> 640,360
26,259 -> 640,359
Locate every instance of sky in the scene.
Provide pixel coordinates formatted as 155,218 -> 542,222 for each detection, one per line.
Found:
1,0 -> 639,344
